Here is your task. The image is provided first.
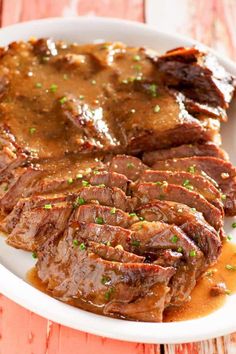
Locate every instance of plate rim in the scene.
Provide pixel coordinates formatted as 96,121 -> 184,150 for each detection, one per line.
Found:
0,16 -> 236,344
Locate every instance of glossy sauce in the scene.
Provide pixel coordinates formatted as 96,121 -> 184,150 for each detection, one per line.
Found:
27,241 -> 236,322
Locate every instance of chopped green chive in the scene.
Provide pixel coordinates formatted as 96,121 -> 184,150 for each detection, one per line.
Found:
133,64 -> 142,71
42,56 -> 49,62
76,173 -> 83,179
73,239 -> 79,247
127,162 -> 134,168
95,216 -> 104,225
232,222 -> 236,228
139,216 -> 144,221
104,287 -> 114,300
225,264 -> 236,271
182,179 -> 194,190
101,275 -> 111,285
221,194 -> 226,200
82,180 -> 90,187
74,197 -> 85,207
44,204 -> 52,209
189,250 -> 197,257
29,127 -> 36,134
35,82 -> 42,88
79,95 -> 84,100
110,207 -> 116,215
32,252 -> 37,259
188,165 -> 196,174
148,83 -> 158,97
131,239 -> 140,247
205,270 -> 214,277
155,181 -> 163,185
153,104 -> 160,113
191,208 -> 197,212
67,177 -> 73,184
79,242 -> 86,251
133,54 -> 141,61
97,183 -> 106,187
177,247 -> 183,253
129,212 -> 137,217
227,234 -> 233,241
59,96 -> 67,104
170,235 -> 178,243
50,84 -> 58,93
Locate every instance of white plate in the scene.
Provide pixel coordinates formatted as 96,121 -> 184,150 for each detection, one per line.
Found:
0,17 -> 236,344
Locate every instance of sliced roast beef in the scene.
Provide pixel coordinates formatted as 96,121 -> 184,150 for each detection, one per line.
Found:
0,167 -> 43,214
133,182 -> 223,232
108,155 -> 147,181
7,202 -> 73,251
36,236 -> 175,321
0,194 -> 68,233
74,185 -> 133,211
130,221 -> 203,304
137,201 -> 221,264
73,204 -> 139,228
65,222 -> 133,250
89,171 -> 129,192
151,47 -> 235,117
89,242 -> 145,263
139,169 -> 223,210
142,143 -> 228,165
152,156 -> 236,215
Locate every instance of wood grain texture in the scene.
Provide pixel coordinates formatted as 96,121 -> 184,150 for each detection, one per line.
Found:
0,0 -> 236,353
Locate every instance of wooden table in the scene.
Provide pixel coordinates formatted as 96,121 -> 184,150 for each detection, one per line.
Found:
0,1 -> 236,353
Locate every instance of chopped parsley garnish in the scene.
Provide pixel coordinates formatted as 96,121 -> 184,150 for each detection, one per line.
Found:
73,239 -> 79,247
133,54 -> 141,61
110,207 -> 116,215
139,216 -> 144,221
95,216 -> 104,225
170,235 -> 178,243
155,181 -> 162,185
127,162 -> 134,168
221,194 -> 226,200
50,84 -> 58,93
82,180 -> 90,187
188,165 -> 196,174
67,177 -> 74,184
177,247 -> 183,253
227,234 -> 233,241
104,287 -> 114,300
32,252 -> 37,259
148,83 -> 158,97
153,104 -> 160,113
101,275 -> 111,285
189,250 -> 196,257
131,239 -> 140,247
35,82 -> 42,88
191,208 -> 197,212
79,242 -> 86,251
59,96 -> 67,104
44,204 -> 52,209
129,212 -> 137,217
29,127 -> 36,135
225,264 -> 236,271
232,222 -> 236,228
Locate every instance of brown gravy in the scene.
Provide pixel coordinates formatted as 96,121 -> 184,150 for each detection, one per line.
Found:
27,241 -> 236,322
